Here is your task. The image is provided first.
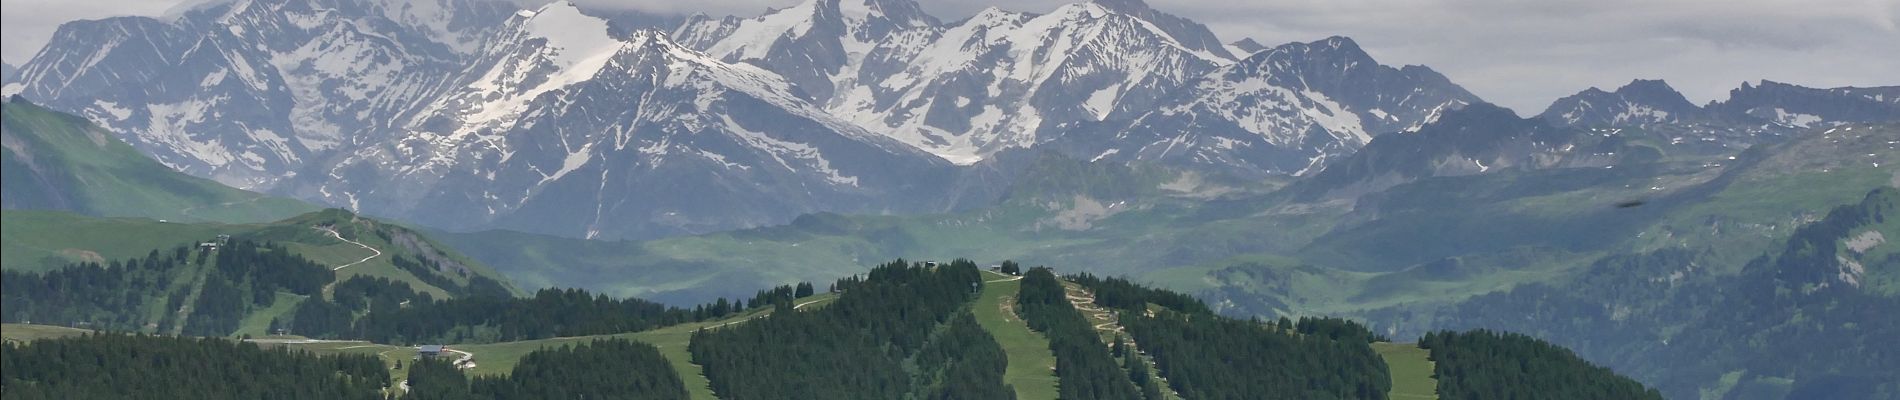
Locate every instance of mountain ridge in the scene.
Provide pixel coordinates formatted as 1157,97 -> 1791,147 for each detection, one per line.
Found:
10,0 -> 1898,242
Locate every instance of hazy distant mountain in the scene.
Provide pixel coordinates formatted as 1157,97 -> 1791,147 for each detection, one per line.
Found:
1540,79 -> 1706,128
1708,80 -> 1900,128
1539,79 -> 1900,158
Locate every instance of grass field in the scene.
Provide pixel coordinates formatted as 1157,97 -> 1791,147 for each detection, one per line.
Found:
234,292 -> 308,337
972,271 -> 1060,400
0,323 -> 93,342
0,101 -> 314,226
447,292 -> 838,399
1373,342 -> 1439,400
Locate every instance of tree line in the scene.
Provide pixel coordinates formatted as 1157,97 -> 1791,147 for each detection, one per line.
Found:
1,333 -> 387,400
1122,311 -> 1392,400
297,287 -> 721,344
1066,272 -> 1212,315
399,338 -> 687,400
1419,330 -> 1662,400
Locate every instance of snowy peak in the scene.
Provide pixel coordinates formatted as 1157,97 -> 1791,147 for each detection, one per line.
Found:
672,0 -> 940,104
412,1 -> 623,133
1085,0 -> 1235,60
1539,79 -> 1703,128
820,0 -> 1249,164
1234,36 -> 1375,78
361,0 -> 521,55
837,0 -> 940,30
318,9 -> 956,240
1080,35 -> 1480,178
11,0 -> 516,189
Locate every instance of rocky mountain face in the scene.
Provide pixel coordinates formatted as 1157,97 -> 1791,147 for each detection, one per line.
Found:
1708,80 -> 1900,128
1065,36 -> 1480,178
1539,79 -> 1900,159
678,0 -> 1245,165
1539,79 -> 1706,128
297,3 -> 959,239
10,0 -> 517,188
1542,79 -> 1900,131
1296,103 -> 1658,199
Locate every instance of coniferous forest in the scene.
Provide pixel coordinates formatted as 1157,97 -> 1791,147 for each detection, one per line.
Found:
0,333 -> 387,400
1122,312 -> 1392,400
688,259 -> 1012,399
1,240 -> 332,335
1420,330 -> 1663,400
1016,267 -> 1146,399
1067,272 -> 1212,315
314,287 -> 712,344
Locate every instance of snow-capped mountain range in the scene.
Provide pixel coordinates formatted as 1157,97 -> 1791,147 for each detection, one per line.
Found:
10,0 -> 1897,239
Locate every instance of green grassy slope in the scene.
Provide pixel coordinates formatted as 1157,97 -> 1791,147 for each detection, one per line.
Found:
0,323 -> 93,342
0,100 -> 312,223
1373,342 -> 1439,400
2,209 -> 521,299
972,271 -> 1060,400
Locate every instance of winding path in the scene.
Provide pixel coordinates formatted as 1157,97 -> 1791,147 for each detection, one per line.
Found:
1064,286 -> 1122,334
315,226 -> 381,271
1063,282 -> 1183,399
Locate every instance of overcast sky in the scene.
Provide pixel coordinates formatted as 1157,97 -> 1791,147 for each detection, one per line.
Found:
3,0 -> 1895,113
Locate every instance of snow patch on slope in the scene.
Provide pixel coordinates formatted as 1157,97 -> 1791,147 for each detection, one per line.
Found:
463,3 -> 624,127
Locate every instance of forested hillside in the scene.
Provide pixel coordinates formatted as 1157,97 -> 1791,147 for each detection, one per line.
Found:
0,256 -> 1672,399
1419,330 -> 1661,400
1122,313 -> 1391,399
1,333 -> 387,400
3,240 -> 331,335
688,260 -> 1012,399
1015,267 -> 1147,399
